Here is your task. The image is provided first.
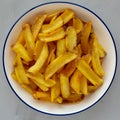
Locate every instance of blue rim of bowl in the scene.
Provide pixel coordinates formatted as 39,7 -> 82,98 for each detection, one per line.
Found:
2,1 -> 117,116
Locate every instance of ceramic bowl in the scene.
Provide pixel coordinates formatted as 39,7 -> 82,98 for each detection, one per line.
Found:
3,2 -> 117,116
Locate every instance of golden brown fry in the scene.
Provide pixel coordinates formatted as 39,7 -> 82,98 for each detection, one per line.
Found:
92,45 -> 105,77
26,73 -> 56,88
51,76 -> 61,102
70,69 -> 82,94
66,26 -> 77,51
73,17 -> 83,34
15,56 -> 30,84
45,52 -> 77,80
42,17 -> 63,33
60,9 -> 74,24
32,14 -> 47,40
81,21 -> 92,54
56,38 -> 66,57
28,43 -> 49,73
80,76 -> 88,95
60,74 -> 70,98
23,24 -> 35,52
76,59 -> 103,86
12,43 -> 31,62
39,27 -> 65,42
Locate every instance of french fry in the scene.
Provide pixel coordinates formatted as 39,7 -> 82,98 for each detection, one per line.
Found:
92,45 -> 105,77
33,91 -> 51,101
81,21 -> 92,54
76,59 -> 103,86
45,52 -> 77,80
28,43 -> 49,73
15,55 -> 30,84
60,74 -> 70,98
56,38 -> 66,57
34,40 -> 44,60
39,27 -> 65,42
16,31 -> 25,45
80,76 -> 88,95
51,76 -> 61,102
32,14 -> 47,41
61,60 -> 76,77
26,73 -> 56,88
42,17 -> 63,33
23,24 -> 35,53
73,17 -> 83,34
66,26 -> 77,51
12,43 -> 31,62
60,9 -> 74,24
70,69 -> 82,94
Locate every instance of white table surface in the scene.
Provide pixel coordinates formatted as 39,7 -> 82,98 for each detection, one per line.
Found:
0,0 -> 120,119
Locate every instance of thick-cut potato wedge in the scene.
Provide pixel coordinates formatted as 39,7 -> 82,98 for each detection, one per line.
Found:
34,40 -> 44,60
76,59 -> 103,86
80,76 -> 88,95
60,74 -> 70,98
56,38 -> 66,57
28,43 -> 49,73
26,73 -> 56,87
39,27 -> 65,42
23,24 -> 35,51
16,31 -> 25,45
59,9 -> 74,24
45,52 -> 77,80
42,17 -> 63,33
70,69 -> 82,94
91,33 -> 106,58
51,77 -> 61,102
12,43 -> 31,62
64,93 -> 83,103
61,60 -> 76,77
73,17 -> 83,34
92,45 -> 105,77
66,26 -> 77,51
15,56 -> 29,84
33,91 -> 50,101
32,14 -> 47,40
81,21 -> 92,54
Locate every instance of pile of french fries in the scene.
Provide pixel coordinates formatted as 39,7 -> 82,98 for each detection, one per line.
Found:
11,9 -> 106,103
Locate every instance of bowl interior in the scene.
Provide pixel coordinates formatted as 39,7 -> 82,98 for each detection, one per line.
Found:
3,2 -> 117,115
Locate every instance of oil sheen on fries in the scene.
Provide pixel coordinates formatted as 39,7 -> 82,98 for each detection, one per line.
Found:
11,9 -> 106,104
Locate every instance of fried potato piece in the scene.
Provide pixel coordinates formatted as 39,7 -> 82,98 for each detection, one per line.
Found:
33,91 -> 51,101
26,73 -> 56,88
12,43 -> 31,62
76,59 -> 103,86
23,24 -> 35,53
39,27 -> 65,42
73,17 -> 83,34
60,9 -> 74,24
80,76 -> 88,95
81,21 -> 92,54
45,52 -> 77,80
56,38 -> 66,57
60,74 -> 70,98
42,17 -> 63,33
70,69 -> 82,94
28,43 -> 49,73
15,55 -> 29,84
32,14 -> 47,40
51,76 -> 61,102
61,60 -> 76,77
66,26 -> 77,51
92,45 -> 105,77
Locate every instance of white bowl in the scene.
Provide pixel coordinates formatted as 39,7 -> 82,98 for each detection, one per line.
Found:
3,2 -> 117,116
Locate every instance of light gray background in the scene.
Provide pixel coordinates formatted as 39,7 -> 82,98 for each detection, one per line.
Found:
0,0 -> 119,120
